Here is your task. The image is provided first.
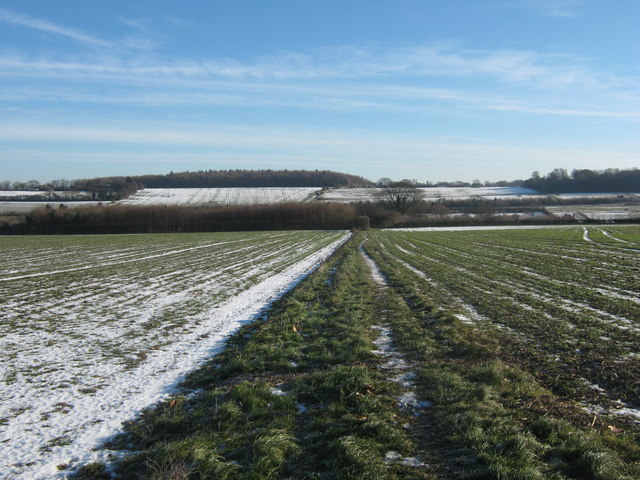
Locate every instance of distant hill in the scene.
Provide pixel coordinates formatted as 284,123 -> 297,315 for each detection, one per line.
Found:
46,169 -> 373,201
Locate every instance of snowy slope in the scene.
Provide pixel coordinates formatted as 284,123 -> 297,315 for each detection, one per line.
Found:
118,187 -> 321,206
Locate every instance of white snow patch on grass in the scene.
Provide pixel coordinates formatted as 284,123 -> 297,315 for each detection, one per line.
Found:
600,229 -> 631,243
359,244 -> 387,285
361,247 -> 432,420
384,450 -> 427,467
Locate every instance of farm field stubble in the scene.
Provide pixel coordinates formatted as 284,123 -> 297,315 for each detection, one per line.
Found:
0,230 -> 348,479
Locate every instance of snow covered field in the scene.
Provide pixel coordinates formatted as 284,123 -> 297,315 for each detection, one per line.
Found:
318,186 -> 537,202
118,187 -> 321,206
0,231 -> 348,478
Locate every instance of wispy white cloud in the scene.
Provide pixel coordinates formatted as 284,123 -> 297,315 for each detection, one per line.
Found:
0,43 -> 627,91
486,102 -> 640,118
493,0 -> 583,18
119,35 -> 158,51
0,8 -> 161,51
2,80 -> 638,120
1,37 -> 638,121
1,44 -> 638,120
0,7 -> 111,47
165,16 -> 195,29
116,17 -> 160,51
535,0 -> 583,18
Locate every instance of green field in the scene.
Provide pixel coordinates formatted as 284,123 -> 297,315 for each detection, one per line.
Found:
70,226 -> 640,480
2,226 -> 639,479
366,226 -> 640,415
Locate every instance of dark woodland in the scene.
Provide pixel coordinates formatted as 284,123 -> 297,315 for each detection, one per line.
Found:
524,168 -> 640,193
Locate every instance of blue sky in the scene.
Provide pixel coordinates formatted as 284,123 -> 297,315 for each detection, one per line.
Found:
1,0 -> 639,183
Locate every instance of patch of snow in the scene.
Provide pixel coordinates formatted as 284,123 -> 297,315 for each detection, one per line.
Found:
384,451 -> 403,463
613,407 -> 640,422
397,391 -> 432,410
384,450 -> 427,467
400,457 -> 428,467
600,230 -> 631,243
269,387 -> 287,397
359,246 -> 386,285
392,372 -> 416,389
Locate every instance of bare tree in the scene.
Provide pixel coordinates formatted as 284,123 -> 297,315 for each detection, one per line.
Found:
373,180 -> 425,214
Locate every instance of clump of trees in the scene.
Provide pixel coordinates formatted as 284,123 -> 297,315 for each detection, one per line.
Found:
524,168 -> 640,193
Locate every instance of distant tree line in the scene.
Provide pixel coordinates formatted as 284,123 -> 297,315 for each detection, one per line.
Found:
0,179 -> 44,191
0,191 -> 94,202
2,203 -> 359,235
523,168 -> 640,193
375,178 -> 524,188
0,177 -> 138,201
74,169 -> 373,191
